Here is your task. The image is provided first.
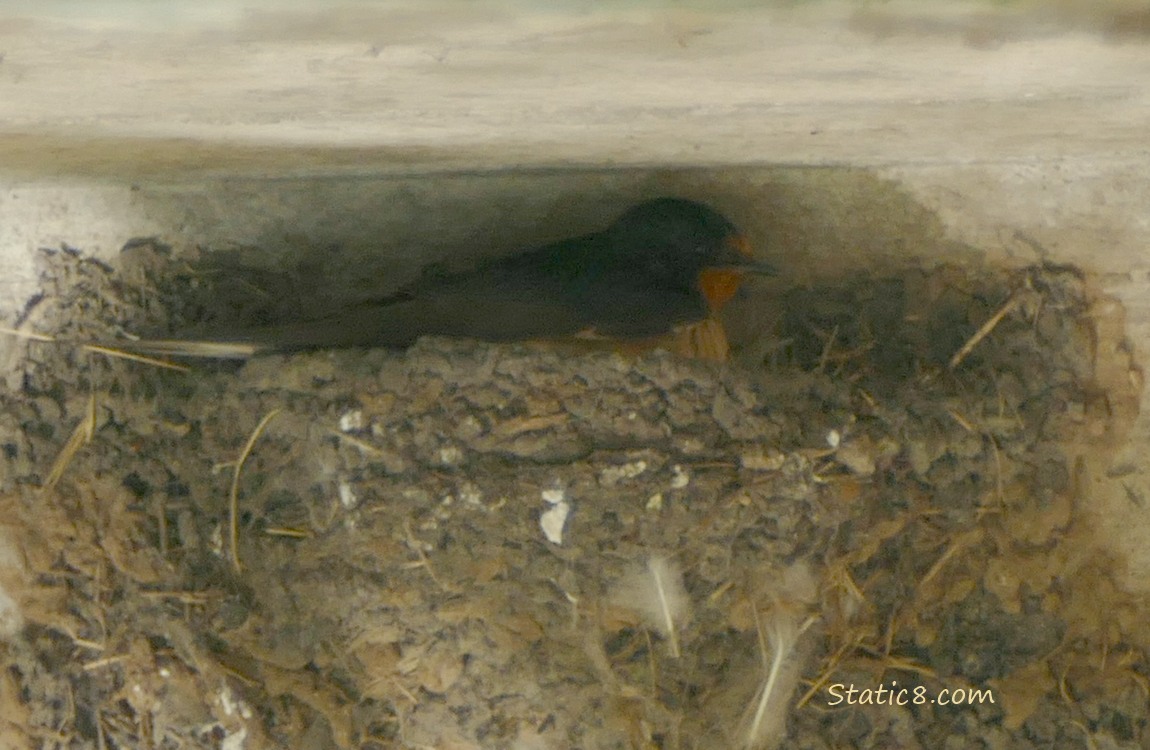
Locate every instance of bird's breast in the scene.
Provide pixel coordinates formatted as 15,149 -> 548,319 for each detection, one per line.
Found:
697,269 -> 746,311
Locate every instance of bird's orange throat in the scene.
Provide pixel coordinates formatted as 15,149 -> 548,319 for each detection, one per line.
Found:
698,269 -> 746,311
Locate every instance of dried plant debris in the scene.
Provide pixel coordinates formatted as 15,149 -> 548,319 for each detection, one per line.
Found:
0,241 -> 1146,750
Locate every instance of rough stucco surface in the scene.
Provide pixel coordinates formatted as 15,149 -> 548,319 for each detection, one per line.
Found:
0,2 -> 1147,279
1,2 -> 1148,161
2,1 -> 1150,586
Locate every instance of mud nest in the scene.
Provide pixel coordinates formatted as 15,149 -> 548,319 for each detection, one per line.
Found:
0,240 -> 1145,750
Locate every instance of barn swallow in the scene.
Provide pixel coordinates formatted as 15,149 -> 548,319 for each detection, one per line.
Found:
111,198 -> 773,361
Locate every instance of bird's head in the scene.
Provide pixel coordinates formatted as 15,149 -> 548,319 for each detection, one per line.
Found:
607,198 -> 774,310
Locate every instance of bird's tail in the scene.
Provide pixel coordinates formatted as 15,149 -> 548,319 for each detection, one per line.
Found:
92,309 -> 416,361
93,338 -> 264,360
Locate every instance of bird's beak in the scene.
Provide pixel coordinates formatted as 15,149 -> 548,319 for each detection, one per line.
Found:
712,233 -> 776,275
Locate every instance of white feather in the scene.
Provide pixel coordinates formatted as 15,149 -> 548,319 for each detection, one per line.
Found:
614,555 -> 690,658
742,610 -> 803,750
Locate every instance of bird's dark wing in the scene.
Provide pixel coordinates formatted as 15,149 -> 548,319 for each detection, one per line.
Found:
105,221 -> 716,358
230,263 -> 706,353
258,271 -> 594,350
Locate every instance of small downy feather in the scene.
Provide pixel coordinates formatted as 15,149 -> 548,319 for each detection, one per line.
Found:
741,610 -> 804,750
613,555 -> 690,658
